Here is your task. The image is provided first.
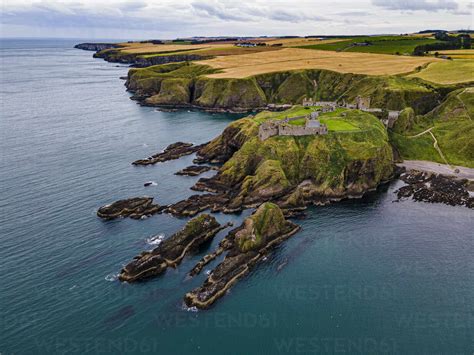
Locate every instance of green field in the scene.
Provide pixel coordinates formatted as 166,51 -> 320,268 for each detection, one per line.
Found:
321,118 -> 359,131
297,36 -> 439,55
408,59 -> 474,84
253,106 -> 365,132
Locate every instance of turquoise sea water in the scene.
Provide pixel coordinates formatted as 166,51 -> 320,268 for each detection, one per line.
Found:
0,39 -> 473,354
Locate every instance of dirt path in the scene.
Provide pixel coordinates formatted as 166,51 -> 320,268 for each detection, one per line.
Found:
397,160 -> 474,180
407,127 -> 433,138
428,131 -> 451,166
407,127 -> 451,166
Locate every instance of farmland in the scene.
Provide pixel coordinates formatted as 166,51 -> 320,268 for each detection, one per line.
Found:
296,36 -> 439,55
408,59 -> 474,84
430,49 -> 474,59
200,48 -> 439,78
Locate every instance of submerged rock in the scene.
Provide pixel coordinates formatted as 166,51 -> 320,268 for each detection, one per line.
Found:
396,170 -> 473,208
184,203 -> 300,309
132,142 -> 206,166
175,165 -> 213,176
97,197 -> 161,220
119,214 -> 229,282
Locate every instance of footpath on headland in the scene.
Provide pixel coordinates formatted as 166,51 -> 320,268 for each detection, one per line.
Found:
398,160 -> 474,181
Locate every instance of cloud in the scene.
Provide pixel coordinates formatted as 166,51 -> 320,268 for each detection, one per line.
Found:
372,0 -> 459,11
118,1 -> 148,12
190,1 -> 329,23
191,2 -> 250,21
0,2 -> 193,32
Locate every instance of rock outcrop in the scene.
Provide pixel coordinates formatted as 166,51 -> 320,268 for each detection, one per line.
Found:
119,214 -> 229,282
396,170 -> 473,208
184,203 -> 300,309
175,165 -> 214,176
74,43 -> 118,51
132,142 -> 206,166
97,197 -> 161,220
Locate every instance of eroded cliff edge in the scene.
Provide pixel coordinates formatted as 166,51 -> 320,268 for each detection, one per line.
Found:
125,62 -> 450,113
167,108 -> 394,216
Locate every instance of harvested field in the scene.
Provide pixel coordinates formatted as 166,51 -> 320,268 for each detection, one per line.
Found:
264,38 -> 346,47
118,42 -> 232,54
431,49 -> 474,59
408,59 -> 474,84
200,48 -> 440,78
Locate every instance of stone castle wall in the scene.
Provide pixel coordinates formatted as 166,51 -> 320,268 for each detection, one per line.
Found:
278,125 -> 327,137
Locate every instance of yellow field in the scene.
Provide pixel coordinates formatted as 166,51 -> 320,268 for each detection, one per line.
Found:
430,49 -> 474,59
263,37 -> 346,47
115,38 -> 345,55
200,48 -> 440,78
117,42 -> 231,54
408,59 -> 474,84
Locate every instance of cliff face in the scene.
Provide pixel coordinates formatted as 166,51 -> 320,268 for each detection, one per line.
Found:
94,49 -> 210,67
194,110 -> 394,209
74,43 -> 118,51
125,62 -> 443,114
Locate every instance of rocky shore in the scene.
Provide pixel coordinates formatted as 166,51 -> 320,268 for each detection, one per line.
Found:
184,203 -> 301,309
119,214 -> 230,282
74,43 -> 118,51
396,170 -> 473,208
132,142 -> 206,166
175,165 -> 215,176
97,197 -> 162,220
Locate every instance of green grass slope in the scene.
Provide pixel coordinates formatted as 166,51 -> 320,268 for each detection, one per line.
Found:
297,36 -> 439,55
205,109 -> 393,205
390,87 -> 474,167
127,62 -> 445,114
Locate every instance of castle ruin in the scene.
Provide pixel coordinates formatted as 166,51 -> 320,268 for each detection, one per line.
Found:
301,96 -> 400,127
258,113 -> 328,141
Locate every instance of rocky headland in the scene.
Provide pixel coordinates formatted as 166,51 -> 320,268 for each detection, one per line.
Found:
184,203 -> 300,309
119,214 -> 230,282
74,43 -> 119,52
164,109 -> 395,216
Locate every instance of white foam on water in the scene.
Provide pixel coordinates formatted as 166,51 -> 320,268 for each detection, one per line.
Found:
205,269 -> 211,275
182,303 -> 199,312
105,273 -> 119,282
146,233 -> 165,246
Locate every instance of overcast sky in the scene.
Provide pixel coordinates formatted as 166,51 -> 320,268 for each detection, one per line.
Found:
1,0 -> 472,39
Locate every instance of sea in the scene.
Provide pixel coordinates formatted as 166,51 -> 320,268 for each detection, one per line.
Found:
0,38 -> 472,354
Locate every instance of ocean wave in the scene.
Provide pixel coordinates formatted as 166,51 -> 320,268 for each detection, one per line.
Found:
105,273 -> 119,282
146,233 -> 165,246
181,303 -> 198,312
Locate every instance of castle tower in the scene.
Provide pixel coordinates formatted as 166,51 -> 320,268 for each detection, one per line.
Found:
356,96 -> 370,110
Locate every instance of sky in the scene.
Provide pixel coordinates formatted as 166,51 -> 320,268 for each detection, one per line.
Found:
1,0 -> 473,39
